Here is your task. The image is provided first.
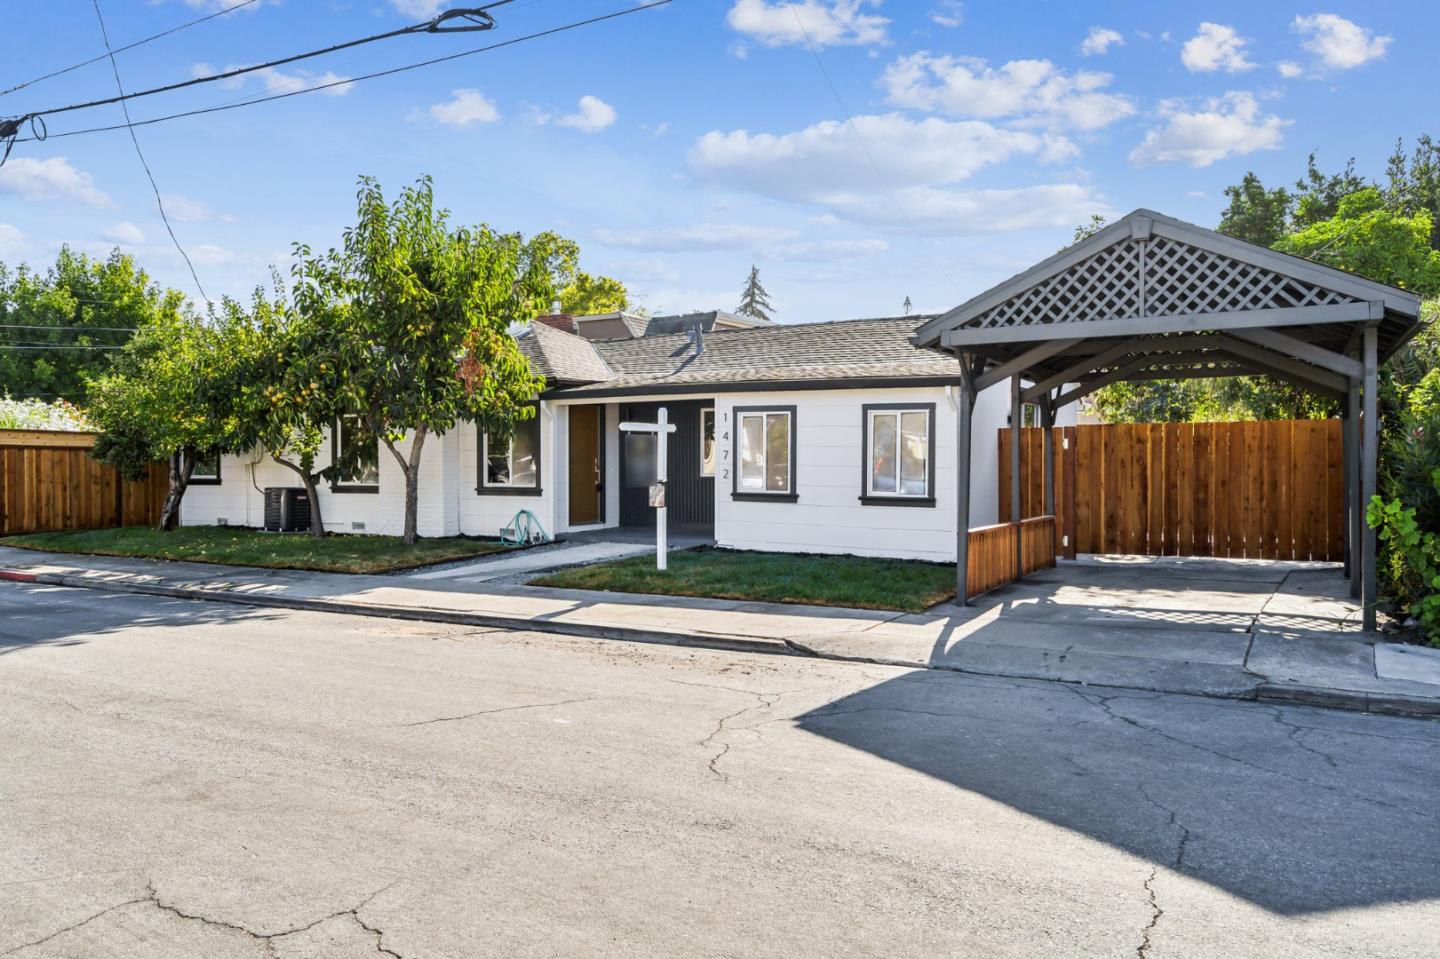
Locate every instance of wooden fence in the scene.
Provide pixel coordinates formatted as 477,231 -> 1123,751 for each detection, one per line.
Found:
1000,420 -> 1344,562
0,430 -> 168,535
966,515 -> 1056,599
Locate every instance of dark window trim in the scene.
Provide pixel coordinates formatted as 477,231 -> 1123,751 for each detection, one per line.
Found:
330,415 -> 379,494
188,449 -> 222,486
731,404 -> 797,500
859,402 -> 936,507
478,404 -> 543,496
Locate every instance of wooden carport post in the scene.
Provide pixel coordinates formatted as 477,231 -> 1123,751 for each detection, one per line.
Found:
1361,323 -> 1379,631
1041,393 -> 1056,517
955,356 -> 975,605
1345,378 -> 1360,597
1010,373 -> 1023,577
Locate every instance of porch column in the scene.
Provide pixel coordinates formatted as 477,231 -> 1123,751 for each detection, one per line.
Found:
955,357 -> 975,605
1344,379 -> 1360,595
1361,324 -> 1379,632
1011,373 -> 1023,577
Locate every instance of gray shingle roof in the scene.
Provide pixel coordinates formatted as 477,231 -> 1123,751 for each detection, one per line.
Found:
517,321 -> 614,384
537,315 -> 956,395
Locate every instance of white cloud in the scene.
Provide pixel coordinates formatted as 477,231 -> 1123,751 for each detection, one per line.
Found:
1181,23 -> 1255,73
423,89 -> 500,127
613,258 -> 680,284
1293,13 -> 1391,69
0,223 -> 26,258
1080,27 -> 1124,57
0,157 -> 110,207
929,1 -> 963,28
726,0 -> 889,49
1276,60 -> 1305,79
102,222 -> 146,245
160,193 -> 220,222
688,113 -> 1107,234
1129,92 -> 1289,168
772,238 -> 888,260
880,54 -> 1134,131
594,223 -> 801,252
551,95 -> 617,133
258,67 -> 352,97
389,0 -> 445,16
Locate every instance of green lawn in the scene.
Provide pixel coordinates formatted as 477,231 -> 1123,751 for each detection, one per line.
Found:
0,525 -> 510,574
530,547 -> 956,613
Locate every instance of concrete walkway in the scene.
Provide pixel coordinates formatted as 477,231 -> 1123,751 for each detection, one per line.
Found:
1,545 -> 1437,717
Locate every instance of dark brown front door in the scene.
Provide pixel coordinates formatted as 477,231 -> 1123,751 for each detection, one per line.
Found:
568,405 -> 603,525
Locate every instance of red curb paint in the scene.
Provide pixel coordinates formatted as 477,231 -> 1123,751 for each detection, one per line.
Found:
0,570 -> 39,583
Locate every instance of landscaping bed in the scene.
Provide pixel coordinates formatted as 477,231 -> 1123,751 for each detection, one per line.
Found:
0,525 -> 509,574
529,547 -> 955,613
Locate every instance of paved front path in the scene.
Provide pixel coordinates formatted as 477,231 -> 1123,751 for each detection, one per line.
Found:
406,540 -> 653,583
1,546 -> 1437,716
3,584 -> 1439,957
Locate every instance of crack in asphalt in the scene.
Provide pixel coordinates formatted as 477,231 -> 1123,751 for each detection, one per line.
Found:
1068,687 -> 1419,818
1137,867 -> 1162,959
3,880 -> 402,958
394,697 -> 593,728
668,679 -> 797,783
1268,708 -> 1341,769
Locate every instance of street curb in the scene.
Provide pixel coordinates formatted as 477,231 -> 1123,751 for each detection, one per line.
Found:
8,568 -> 1440,720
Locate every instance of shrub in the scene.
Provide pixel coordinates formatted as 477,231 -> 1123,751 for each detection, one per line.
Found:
0,394 -> 92,431
1369,386 -> 1440,643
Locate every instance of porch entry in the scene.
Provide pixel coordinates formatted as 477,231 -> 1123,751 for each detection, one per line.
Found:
1000,419 -> 1345,562
618,400 -> 714,531
567,405 -> 605,526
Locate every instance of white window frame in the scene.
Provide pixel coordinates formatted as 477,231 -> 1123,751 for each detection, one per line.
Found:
865,407 -> 931,499
481,418 -> 541,491
700,408 -> 716,477
735,407 -> 794,496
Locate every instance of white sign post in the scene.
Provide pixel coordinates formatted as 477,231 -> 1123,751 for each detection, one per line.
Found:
619,406 -> 677,570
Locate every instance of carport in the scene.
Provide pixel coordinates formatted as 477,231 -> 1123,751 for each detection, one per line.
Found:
913,209 -> 1424,630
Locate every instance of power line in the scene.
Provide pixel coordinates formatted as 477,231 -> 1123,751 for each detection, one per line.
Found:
11,1 -> 672,145
90,0 -> 210,304
2,3 -> 507,140
0,0 -> 261,99
0,324 -> 137,332
0,343 -> 125,350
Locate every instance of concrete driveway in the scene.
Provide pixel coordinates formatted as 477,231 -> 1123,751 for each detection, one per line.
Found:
4,582 -> 1440,957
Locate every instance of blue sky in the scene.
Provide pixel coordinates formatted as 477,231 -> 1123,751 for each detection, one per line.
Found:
0,0 -> 1429,323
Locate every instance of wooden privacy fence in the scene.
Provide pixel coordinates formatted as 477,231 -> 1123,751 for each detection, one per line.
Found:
1000,419 -> 1344,562
966,515 -> 1057,599
0,430 -> 167,535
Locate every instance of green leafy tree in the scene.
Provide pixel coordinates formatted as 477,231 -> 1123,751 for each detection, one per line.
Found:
559,270 -> 630,315
0,247 -> 182,403
1273,188 -> 1440,296
1072,214 -> 1108,244
1385,135 -> 1440,249
1218,172 -> 1291,246
736,265 -> 774,322
1291,152 -> 1366,229
298,176 -> 550,544
86,305 -> 256,531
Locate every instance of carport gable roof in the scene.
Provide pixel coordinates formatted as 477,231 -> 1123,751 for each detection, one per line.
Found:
912,209 -> 1424,399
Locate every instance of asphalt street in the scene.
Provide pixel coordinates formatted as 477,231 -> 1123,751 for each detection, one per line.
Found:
2,581 -> 1438,957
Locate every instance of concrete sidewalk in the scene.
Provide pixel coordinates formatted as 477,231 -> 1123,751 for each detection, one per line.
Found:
2,545 -> 1437,717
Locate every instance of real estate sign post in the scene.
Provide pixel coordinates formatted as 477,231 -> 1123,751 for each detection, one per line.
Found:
620,407 -> 677,571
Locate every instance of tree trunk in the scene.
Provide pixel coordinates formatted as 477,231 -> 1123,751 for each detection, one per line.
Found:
382,426 -> 428,546
158,447 -> 196,532
273,456 -> 326,539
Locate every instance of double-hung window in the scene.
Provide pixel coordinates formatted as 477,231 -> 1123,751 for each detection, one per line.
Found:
189,449 -> 221,485
480,412 -> 541,494
862,404 -> 934,505
733,406 -> 795,499
332,415 -> 379,492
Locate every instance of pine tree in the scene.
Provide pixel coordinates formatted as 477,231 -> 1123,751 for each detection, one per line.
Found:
735,265 -> 774,322
902,295 -> 912,315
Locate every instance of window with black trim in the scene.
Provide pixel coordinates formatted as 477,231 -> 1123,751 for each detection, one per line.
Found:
733,406 -> 795,499
861,403 -> 935,506
190,449 -> 221,485
479,412 -> 542,494
700,407 -> 716,477
331,415 -> 379,492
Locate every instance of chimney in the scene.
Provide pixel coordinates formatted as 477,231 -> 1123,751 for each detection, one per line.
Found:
533,304 -> 574,333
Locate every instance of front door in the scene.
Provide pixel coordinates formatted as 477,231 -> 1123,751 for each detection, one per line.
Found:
568,405 -> 603,525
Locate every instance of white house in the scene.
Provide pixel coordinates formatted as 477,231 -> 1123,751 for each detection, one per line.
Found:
181,309 -> 1072,562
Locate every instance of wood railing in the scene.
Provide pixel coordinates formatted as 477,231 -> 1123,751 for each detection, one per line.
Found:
966,514 -> 1056,599
0,430 -> 167,535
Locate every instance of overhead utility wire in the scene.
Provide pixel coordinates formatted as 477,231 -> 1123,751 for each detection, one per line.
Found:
0,0 -> 261,99
9,1 -> 673,146
90,0 -> 210,304
0,324 -> 138,332
0,3 -> 509,162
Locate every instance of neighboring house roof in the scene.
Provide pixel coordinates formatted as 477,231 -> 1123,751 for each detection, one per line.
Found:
537,315 -> 956,397
640,310 -> 766,337
517,321 -> 614,385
